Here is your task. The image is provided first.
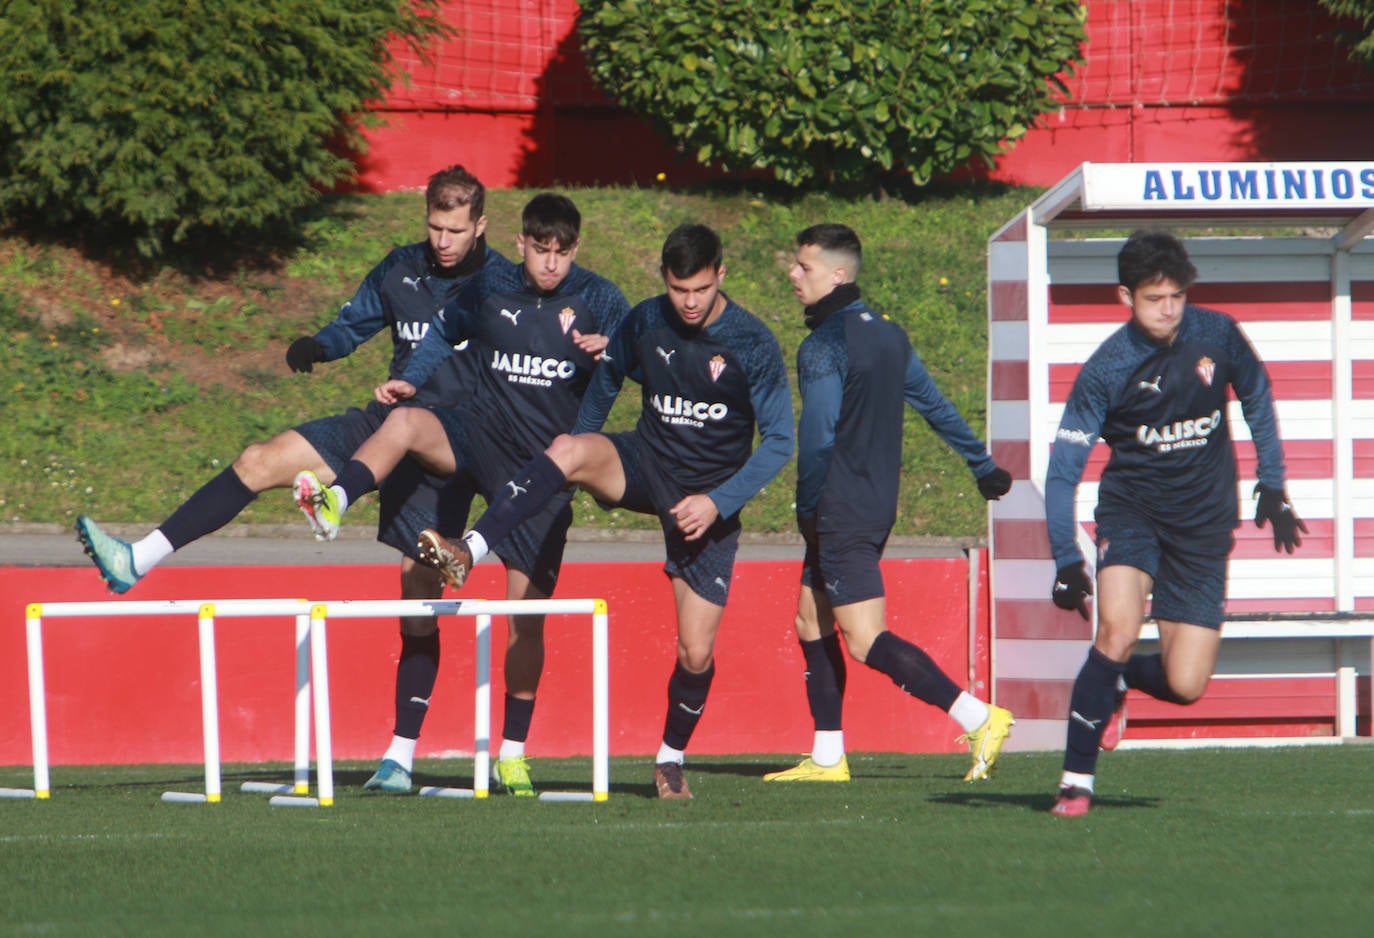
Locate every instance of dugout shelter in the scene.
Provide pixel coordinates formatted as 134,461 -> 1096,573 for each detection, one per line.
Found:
987,161 -> 1374,750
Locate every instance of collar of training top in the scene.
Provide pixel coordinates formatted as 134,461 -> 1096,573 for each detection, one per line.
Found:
804,282 -> 862,330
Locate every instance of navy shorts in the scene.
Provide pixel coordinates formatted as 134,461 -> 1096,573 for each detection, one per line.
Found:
433,408 -> 572,596
1094,515 -> 1233,630
801,527 -> 889,607
294,402 -> 471,561
605,431 -> 740,606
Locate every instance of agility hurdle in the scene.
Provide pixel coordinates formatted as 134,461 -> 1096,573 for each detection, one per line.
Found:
12,597 -> 610,805
305,598 -> 610,802
15,600 -> 318,803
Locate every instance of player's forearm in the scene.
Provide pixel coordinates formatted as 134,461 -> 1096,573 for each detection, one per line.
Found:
710,426 -> 794,520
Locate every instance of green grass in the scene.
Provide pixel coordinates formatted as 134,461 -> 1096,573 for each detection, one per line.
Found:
3,748 -> 1372,936
0,183 -> 1034,539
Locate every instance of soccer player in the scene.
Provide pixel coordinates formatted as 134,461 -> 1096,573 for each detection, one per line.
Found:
73,164 -> 504,789
761,223 -> 1014,785
410,223 -> 795,799
1045,229 -> 1306,817
290,193 -> 631,795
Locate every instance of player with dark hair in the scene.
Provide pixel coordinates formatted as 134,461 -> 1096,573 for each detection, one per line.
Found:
412,223 -> 795,799
1045,229 -> 1306,817
762,223 -> 1014,784
291,193 -> 631,795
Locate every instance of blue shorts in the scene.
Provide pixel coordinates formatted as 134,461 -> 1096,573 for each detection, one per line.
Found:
294,403 -> 471,562
432,409 -> 572,596
801,527 -> 889,607
604,431 -> 740,606
1094,515 -> 1233,629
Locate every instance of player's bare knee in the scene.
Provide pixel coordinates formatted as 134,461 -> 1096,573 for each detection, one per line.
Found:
232,441 -> 278,491
1170,675 -> 1210,704
509,615 -> 546,644
677,646 -> 714,673
545,434 -> 580,473
400,559 -> 444,600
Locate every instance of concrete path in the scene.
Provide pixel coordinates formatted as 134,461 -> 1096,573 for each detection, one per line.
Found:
1,522 -> 975,568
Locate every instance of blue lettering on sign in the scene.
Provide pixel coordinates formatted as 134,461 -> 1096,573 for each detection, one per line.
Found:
1199,170 -> 1222,200
1143,171 -> 1167,200
1171,170 -> 1196,200
1139,165 -> 1374,203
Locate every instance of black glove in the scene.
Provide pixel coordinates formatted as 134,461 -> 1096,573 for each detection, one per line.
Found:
1051,562 -> 1093,621
286,336 -> 324,373
1253,483 -> 1307,554
976,466 -> 1012,501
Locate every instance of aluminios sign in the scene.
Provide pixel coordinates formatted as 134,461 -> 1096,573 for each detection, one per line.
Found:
1081,162 -> 1374,211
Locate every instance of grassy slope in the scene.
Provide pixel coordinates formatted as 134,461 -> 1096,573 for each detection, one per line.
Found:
0,184 -> 1034,537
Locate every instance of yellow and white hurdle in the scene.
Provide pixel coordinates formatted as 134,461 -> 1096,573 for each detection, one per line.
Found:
9,597 -> 610,806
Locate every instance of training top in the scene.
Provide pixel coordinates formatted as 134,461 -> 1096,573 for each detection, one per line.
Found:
1045,304 -> 1286,568
310,238 -> 500,408
401,258 -> 631,463
573,293 -> 795,521
796,286 -> 996,532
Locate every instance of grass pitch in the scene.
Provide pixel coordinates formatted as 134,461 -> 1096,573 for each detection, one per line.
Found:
3,748 -> 1372,937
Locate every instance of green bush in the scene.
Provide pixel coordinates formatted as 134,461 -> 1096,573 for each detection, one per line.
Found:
576,0 -> 1085,190
1319,0 -> 1374,63
0,1 -> 448,256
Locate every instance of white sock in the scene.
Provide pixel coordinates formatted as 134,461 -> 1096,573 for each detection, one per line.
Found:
329,485 -> 350,516
131,530 -> 174,576
499,739 -> 526,760
463,530 -> 489,565
655,743 -> 685,765
382,735 -> 417,772
811,730 -> 845,767
949,691 -> 991,734
1060,770 -> 1094,793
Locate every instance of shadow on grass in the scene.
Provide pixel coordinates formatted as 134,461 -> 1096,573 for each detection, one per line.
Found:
929,789 -> 1162,813
677,760 -> 781,780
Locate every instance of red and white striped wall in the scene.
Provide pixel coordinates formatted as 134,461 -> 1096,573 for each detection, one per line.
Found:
986,162 -> 1374,749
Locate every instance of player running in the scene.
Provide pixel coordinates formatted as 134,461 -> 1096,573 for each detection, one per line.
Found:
290,193 -> 630,795
411,223 -> 795,799
763,223 -> 1015,785
1045,229 -> 1306,817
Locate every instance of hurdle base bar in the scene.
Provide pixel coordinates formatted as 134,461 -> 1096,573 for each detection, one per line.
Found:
0,787 -> 38,800
241,781 -> 297,795
418,786 -> 477,799
538,791 -> 598,803
269,795 -> 321,807
161,791 -> 216,804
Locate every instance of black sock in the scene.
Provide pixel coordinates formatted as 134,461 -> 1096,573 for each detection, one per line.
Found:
1126,653 -> 1188,703
662,661 -> 715,750
334,460 -> 378,505
472,453 -> 567,548
863,631 -> 961,711
1063,647 -> 1126,775
393,630 -> 440,739
501,694 -> 536,744
800,634 -> 846,731
158,467 -> 256,550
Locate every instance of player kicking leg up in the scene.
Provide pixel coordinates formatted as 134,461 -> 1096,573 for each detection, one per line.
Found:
764,526 -> 1013,784
416,430 -> 748,802
416,223 -> 797,800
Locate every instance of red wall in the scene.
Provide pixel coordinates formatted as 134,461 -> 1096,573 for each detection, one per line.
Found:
0,556 -> 990,768
351,1 -> 1374,192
